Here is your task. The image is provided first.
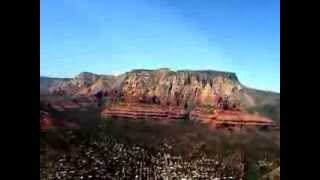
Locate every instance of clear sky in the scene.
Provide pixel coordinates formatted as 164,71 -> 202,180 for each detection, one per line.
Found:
41,0 -> 279,92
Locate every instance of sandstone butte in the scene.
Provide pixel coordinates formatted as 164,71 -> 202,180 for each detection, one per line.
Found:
41,68 -> 280,129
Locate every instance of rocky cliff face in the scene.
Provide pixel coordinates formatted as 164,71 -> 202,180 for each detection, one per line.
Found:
102,102 -> 188,121
119,69 -> 243,109
40,100 -> 81,131
40,68 -> 280,124
41,72 -> 117,96
189,108 -> 276,127
40,77 -> 71,95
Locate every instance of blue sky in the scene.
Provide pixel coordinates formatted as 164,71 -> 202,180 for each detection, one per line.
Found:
41,0 -> 279,92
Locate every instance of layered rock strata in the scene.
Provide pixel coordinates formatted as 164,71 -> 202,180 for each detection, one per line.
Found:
189,108 -> 276,127
101,103 -> 276,128
101,103 -> 188,120
47,97 -> 96,112
41,68 -> 280,127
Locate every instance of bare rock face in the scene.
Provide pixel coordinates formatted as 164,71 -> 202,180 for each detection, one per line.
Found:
40,110 -> 54,131
40,101 -> 53,131
40,77 -> 71,95
189,108 -> 276,127
40,68 -> 280,126
101,102 -> 188,121
120,69 -> 243,109
40,109 -> 80,131
46,72 -> 117,97
46,96 -> 96,112
74,74 -> 118,96
40,99 -> 85,131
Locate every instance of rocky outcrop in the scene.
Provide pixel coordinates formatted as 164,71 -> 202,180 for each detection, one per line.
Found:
101,103 -> 276,128
120,69 -> 243,109
101,103 -> 188,121
189,108 -> 276,127
40,110 -> 54,131
40,101 -> 80,131
43,72 -> 117,96
47,97 -> 96,112
40,68 -> 280,124
40,111 -> 79,131
40,77 -> 71,95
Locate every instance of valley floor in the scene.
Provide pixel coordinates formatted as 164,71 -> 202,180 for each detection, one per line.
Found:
40,114 -> 279,180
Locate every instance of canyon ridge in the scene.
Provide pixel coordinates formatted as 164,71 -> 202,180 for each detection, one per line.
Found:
40,68 -> 280,130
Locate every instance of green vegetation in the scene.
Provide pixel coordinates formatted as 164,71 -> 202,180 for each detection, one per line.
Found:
247,165 -> 259,180
247,104 -> 280,122
42,117 -> 279,157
